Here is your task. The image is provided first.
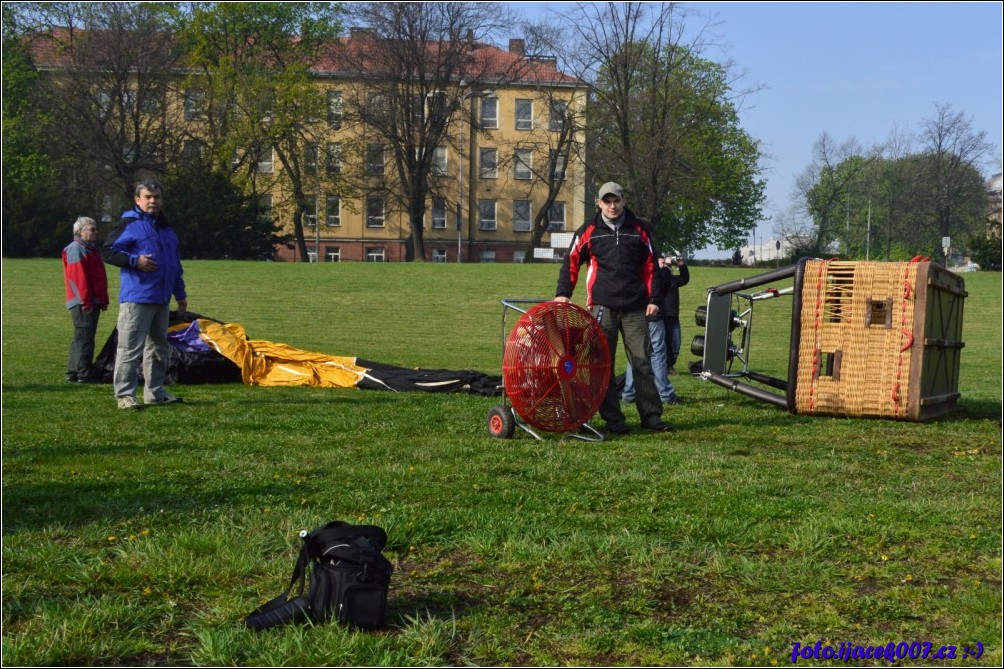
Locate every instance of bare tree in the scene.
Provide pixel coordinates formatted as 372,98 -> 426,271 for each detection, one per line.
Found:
793,132 -> 864,255
339,2 -> 523,261
21,2 -> 181,205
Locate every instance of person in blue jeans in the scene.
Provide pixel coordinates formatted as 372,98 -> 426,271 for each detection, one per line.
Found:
622,254 -> 679,404
661,254 -> 690,375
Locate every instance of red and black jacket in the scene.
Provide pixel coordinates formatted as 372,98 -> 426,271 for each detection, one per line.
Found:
555,208 -> 658,311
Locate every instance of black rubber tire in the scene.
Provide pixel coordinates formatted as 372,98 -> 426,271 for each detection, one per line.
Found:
486,405 -> 516,439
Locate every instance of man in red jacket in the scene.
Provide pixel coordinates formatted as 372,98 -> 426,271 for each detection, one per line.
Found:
62,216 -> 109,383
555,182 -> 672,435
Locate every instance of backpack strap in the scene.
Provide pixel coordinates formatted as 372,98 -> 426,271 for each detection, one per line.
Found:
244,535 -> 312,630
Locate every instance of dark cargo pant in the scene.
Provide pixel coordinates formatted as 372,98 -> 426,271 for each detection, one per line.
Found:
591,305 -> 663,430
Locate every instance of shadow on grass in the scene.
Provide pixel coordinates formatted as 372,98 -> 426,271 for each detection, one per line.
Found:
1,472 -> 314,535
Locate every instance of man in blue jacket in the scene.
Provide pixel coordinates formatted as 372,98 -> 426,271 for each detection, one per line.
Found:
102,180 -> 188,410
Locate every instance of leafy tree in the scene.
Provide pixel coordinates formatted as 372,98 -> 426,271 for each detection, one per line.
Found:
161,166 -> 286,260
172,2 -> 345,262
562,2 -> 765,252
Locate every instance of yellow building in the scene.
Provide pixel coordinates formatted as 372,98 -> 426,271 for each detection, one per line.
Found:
278,37 -> 588,263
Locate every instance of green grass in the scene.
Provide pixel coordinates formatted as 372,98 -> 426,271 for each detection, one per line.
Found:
2,259 -> 1001,666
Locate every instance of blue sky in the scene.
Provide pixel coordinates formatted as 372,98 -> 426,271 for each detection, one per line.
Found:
505,1 -> 1003,256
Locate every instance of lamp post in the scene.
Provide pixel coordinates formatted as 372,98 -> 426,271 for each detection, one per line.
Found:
457,87 -> 493,263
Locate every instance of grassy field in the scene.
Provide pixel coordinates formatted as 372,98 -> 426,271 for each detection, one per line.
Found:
2,258 -> 1001,666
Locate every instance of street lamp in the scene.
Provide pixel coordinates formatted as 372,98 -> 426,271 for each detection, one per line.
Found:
457,86 -> 493,263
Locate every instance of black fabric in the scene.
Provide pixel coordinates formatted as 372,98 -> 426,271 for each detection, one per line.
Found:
356,358 -> 503,397
246,521 -> 393,631
93,310 -> 242,385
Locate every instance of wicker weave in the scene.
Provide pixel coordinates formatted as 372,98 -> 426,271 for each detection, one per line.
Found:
795,260 -> 921,418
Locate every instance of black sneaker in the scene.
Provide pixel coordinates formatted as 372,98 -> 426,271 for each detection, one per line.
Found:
665,396 -> 684,405
605,423 -> 630,436
642,421 -> 673,433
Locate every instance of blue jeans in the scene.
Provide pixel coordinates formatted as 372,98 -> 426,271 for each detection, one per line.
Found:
623,319 -> 676,402
666,317 -> 682,369
113,302 -> 171,402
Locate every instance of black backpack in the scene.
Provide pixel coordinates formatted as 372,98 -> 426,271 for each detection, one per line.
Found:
245,521 -> 393,631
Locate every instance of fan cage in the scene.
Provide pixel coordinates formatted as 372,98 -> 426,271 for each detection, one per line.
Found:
501,302 -> 610,432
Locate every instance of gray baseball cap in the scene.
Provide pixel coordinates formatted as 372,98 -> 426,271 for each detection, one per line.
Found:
597,182 -> 624,200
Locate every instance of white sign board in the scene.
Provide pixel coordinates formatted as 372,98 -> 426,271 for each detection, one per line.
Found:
550,233 -> 574,249
533,247 -> 555,259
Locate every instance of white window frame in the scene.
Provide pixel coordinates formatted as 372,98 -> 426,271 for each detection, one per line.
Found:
513,199 -> 532,232
480,96 -> 498,129
515,99 -> 533,130
431,248 -> 448,263
366,196 -> 385,227
431,197 -> 447,229
365,247 -> 386,262
479,148 -> 498,179
184,90 -> 203,121
550,150 -> 567,181
548,201 -> 566,232
305,142 -> 319,176
325,246 -> 341,263
478,199 -> 497,231
431,146 -> 447,176
550,101 -> 569,132
325,142 -> 342,175
366,144 -> 385,176
325,195 -> 341,227
479,249 -> 497,263
327,90 -> 343,129
514,148 -> 533,180
303,195 -> 318,228
257,146 -> 274,173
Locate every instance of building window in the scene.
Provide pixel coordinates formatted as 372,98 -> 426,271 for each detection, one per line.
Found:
479,199 -> 497,231
550,150 -> 567,181
480,97 -> 498,129
305,142 -> 319,176
303,195 -> 317,228
513,249 -> 527,263
515,99 -> 533,130
431,197 -> 447,229
257,146 -> 274,173
258,194 -> 273,223
325,142 -> 342,175
479,249 -> 497,263
366,144 -> 385,176
325,195 -> 341,227
513,200 -> 533,232
366,196 -> 385,227
550,101 -> 569,132
184,90 -> 203,120
365,247 -> 386,262
325,246 -> 341,262
548,201 -> 566,232
514,148 -> 533,180
182,140 -> 204,163
327,90 -> 343,129
432,248 -> 447,263
430,146 -> 447,176
479,148 -> 498,179
427,91 -> 448,127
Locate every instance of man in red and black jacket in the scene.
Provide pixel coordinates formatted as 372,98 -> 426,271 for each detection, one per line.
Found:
555,182 -> 672,435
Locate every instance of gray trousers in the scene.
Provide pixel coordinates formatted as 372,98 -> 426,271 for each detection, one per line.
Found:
67,305 -> 101,380
114,302 -> 170,401
592,306 -> 663,428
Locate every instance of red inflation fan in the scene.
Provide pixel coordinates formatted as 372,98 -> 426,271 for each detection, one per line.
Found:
486,299 -> 610,441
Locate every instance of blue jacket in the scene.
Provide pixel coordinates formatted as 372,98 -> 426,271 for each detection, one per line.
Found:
102,208 -> 186,305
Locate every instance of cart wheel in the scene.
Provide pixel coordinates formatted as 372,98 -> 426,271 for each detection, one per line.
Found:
486,405 -> 516,439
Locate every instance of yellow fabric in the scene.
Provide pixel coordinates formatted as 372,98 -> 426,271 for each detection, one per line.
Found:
197,319 -> 368,388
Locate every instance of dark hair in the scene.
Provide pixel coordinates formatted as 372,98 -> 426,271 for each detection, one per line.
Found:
134,180 -> 163,197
